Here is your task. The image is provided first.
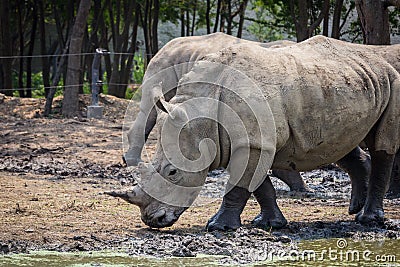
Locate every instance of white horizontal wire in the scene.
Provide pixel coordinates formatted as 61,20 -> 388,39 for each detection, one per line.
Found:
0,51 -> 145,59
0,82 -> 134,92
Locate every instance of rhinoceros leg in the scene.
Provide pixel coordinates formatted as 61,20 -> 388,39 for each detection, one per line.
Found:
124,87 -> 178,166
124,107 -> 158,166
252,176 -> 288,229
387,150 -> 400,198
356,148 -> 394,224
336,146 -> 371,215
271,169 -> 310,192
206,184 -> 251,231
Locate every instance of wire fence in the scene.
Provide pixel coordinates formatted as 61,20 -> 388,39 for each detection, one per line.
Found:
0,51 -> 147,93
0,83 -> 136,92
0,51 -> 154,59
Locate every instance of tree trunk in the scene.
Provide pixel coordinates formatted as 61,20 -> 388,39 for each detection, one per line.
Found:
331,0 -> 344,39
213,0 -> 221,32
62,0 -> 91,117
44,37 -> 70,116
323,2 -> 330,36
296,0 -> 309,41
355,0 -> 390,44
17,0 -> 25,97
291,0 -> 330,42
237,0 -> 248,38
26,1 -> 38,98
180,8 -> 185,36
122,3 -> 140,91
151,0 -> 159,54
0,0 -> 14,96
38,0 -> 51,98
141,1 -> 152,64
206,0 -> 211,34
226,0 -> 232,35
108,0 -> 136,98
219,0 -> 226,32
191,0 -> 197,36
185,7 -> 190,36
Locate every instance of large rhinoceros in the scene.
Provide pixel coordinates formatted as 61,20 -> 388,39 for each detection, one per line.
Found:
112,36 -> 399,231
123,33 -> 308,192
123,32 -> 294,166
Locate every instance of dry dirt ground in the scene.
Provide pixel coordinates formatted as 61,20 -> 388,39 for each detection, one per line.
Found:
0,93 -> 399,264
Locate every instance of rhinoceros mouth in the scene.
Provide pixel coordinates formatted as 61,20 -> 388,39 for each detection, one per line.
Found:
142,207 -> 186,228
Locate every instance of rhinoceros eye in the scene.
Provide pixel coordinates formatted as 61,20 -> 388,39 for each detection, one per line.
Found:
168,169 -> 177,176
163,164 -> 180,182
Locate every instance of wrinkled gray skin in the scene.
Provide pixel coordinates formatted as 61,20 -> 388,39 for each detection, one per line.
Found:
114,36 -> 400,230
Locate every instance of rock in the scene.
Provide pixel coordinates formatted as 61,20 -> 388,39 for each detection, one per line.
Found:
0,244 -> 10,254
171,245 -> 195,257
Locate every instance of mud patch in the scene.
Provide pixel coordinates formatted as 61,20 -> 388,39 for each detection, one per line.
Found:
0,94 -> 399,265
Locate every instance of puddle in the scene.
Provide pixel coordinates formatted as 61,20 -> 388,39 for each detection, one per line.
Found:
0,251 -> 223,267
0,238 -> 398,266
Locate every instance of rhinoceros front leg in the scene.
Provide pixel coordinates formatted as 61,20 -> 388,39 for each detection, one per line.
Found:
124,106 -> 158,166
206,184 -> 251,231
336,146 -> 371,214
252,175 -> 287,229
356,149 -> 394,224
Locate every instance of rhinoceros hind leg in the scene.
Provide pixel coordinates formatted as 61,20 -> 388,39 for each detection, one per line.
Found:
387,150 -> 400,198
271,169 -> 311,192
206,185 -> 251,231
336,146 -> 370,215
356,149 -> 394,225
252,176 -> 287,229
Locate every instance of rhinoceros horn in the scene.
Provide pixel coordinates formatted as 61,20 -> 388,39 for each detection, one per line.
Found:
105,185 -> 148,207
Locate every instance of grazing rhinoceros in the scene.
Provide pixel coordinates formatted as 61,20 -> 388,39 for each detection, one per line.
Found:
112,35 -> 399,231
123,33 -> 308,192
123,32 -> 294,166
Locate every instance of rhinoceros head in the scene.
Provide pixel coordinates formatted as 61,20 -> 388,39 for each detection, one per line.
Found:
112,94 -> 219,228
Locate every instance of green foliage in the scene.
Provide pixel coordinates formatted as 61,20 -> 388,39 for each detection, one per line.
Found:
126,54 -> 145,100
248,0 -> 295,42
389,8 -> 400,37
12,71 -> 63,99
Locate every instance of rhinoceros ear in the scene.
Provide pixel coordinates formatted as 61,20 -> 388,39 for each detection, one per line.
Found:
154,96 -> 189,126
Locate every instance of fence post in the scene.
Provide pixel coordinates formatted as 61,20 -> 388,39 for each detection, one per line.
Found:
87,48 -> 105,119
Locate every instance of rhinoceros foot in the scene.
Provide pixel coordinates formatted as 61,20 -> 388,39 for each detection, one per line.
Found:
251,210 -> 287,229
349,195 -> 366,215
122,155 -> 143,167
355,208 -> 385,225
206,209 -> 242,231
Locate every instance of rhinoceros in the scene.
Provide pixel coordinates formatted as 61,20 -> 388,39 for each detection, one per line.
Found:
123,32 -> 294,166
123,32 -> 308,192
112,35 -> 399,231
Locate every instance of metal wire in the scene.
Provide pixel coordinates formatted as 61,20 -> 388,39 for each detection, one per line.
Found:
0,51 -> 141,59
0,50 -> 147,92
0,82 -> 132,92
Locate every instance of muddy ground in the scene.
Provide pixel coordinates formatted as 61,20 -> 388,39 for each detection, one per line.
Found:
0,93 -> 399,264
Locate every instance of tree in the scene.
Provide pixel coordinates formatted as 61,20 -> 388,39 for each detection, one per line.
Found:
290,0 -> 330,41
62,0 -> 92,117
355,0 -> 400,44
0,0 -> 13,96
38,0 -> 51,98
107,0 -> 140,98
